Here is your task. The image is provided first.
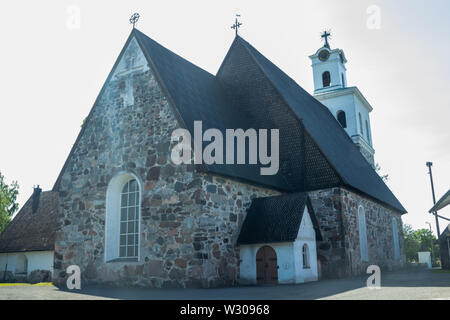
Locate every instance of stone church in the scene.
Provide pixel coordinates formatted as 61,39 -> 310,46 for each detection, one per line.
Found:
43,27 -> 407,288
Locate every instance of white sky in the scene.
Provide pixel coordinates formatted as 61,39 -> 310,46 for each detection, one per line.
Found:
0,0 -> 449,235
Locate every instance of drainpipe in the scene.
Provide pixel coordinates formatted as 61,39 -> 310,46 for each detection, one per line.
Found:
426,162 -> 440,236
447,238 -> 450,269
426,162 -> 445,268
3,253 -> 8,282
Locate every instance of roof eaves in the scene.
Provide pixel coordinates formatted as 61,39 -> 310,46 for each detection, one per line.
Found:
429,189 -> 450,213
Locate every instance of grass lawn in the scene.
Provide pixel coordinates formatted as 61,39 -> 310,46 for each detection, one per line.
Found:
432,269 -> 450,274
0,282 -> 53,287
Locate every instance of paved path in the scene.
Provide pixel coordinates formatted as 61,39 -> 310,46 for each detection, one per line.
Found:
1,269 -> 449,300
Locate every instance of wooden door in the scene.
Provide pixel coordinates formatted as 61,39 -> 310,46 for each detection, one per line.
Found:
256,246 -> 278,284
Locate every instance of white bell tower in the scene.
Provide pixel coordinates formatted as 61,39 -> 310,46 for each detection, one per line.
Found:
309,31 -> 375,167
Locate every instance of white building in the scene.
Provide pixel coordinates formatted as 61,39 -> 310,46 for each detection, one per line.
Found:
237,193 -> 321,285
0,187 -> 56,282
309,35 -> 375,167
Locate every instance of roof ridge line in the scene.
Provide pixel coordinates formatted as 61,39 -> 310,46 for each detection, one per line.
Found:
235,37 -> 406,213
134,29 -> 216,78
237,38 -> 348,188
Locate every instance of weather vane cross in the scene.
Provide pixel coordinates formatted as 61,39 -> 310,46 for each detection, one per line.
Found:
321,30 -> 331,48
130,13 -> 140,29
231,14 -> 242,36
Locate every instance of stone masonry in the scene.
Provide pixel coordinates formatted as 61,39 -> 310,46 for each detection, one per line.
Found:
310,188 -> 405,279
53,35 -> 405,288
53,37 -> 278,288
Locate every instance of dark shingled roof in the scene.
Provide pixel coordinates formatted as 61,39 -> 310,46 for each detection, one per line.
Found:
132,30 -> 405,213
237,193 -> 322,245
53,29 -> 406,214
236,37 -> 406,214
0,191 -> 58,253
133,29 -> 288,189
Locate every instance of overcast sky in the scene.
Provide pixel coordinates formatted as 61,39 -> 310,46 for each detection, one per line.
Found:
0,0 -> 449,234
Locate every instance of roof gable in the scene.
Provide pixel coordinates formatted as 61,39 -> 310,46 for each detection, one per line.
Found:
234,37 -> 406,213
237,193 -> 322,245
53,30 -> 406,214
134,30 -> 291,189
214,37 -> 343,191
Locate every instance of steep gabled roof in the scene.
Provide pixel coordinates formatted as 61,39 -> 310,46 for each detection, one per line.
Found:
0,191 -> 58,253
134,29 -> 290,189
237,193 -> 322,245
53,29 -> 406,214
232,37 -> 406,213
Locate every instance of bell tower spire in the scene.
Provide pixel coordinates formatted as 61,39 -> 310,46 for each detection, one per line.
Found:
309,32 -> 375,168
321,30 -> 331,49
309,31 -> 347,94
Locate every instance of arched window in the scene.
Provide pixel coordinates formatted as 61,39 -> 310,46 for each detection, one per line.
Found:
105,172 -> 141,262
119,179 -> 140,258
337,110 -> 347,128
392,218 -> 400,260
358,113 -> 364,136
322,71 -> 331,87
302,244 -> 310,269
358,206 -> 368,262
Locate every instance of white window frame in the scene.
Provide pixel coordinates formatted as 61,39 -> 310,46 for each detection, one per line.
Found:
105,172 -> 141,262
336,110 -> 347,129
302,243 -> 310,269
119,179 -> 140,258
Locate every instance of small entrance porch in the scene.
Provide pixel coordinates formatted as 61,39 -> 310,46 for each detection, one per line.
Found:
237,193 -> 322,285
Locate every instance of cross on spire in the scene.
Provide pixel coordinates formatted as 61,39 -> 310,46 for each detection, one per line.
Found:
321,30 -> 331,48
130,13 -> 140,29
231,14 -> 242,36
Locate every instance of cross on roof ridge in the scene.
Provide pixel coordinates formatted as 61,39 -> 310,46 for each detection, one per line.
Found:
231,14 -> 242,36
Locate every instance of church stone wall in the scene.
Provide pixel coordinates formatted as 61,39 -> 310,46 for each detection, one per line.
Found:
309,187 -> 406,279
53,38 -> 278,288
308,188 -> 347,279
53,35 -> 405,288
340,188 -> 406,276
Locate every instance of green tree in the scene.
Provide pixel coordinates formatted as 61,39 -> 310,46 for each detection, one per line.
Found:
375,163 -> 389,182
0,172 -> 19,234
403,224 -> 440,264
403,224 -> 420,262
